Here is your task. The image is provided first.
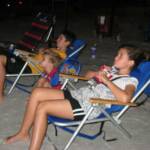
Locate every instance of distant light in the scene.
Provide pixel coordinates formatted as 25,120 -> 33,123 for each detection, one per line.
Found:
18,1 -> 23,5
7,4 -> 11,7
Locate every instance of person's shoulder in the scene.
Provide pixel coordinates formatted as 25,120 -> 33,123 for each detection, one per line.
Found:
124,76 -> 139,87
128,76 -> 138,82
51,48 -> 57,51
51,48 -> 67,59
114,75 -> 138,87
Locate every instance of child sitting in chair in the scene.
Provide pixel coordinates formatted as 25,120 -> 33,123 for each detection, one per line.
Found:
0,30 -> 76,102
35,49 -> 63,88
28,30 -> 76,74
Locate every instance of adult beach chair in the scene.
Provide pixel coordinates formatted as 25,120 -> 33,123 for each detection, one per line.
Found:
7,39 -> 86,94
1,12 -> 55,52
2,12 -> 55,94
47,61 -> 150,150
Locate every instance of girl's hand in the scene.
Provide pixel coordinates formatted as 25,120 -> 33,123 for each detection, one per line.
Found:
99,65 -> 111,72
95,71 -> 110,84
85,71 -> 98,79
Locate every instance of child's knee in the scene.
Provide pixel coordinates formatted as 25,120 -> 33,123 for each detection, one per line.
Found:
0,55 -> 7,66
31,88 -> 43,99
36,102 -> 48,115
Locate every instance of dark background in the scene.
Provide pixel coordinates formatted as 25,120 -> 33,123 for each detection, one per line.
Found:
0,0 -> 149,17
1,0 -> 150,41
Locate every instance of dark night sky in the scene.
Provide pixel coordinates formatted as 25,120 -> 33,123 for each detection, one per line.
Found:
0,0 -> 150,20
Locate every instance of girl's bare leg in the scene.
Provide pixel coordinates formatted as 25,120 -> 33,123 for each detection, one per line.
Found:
42,80 -> 51,88
36,77 -> 50,88
5,88 -> 65,144
26,78 -> 50,103
29,100 -> 74,150
0,55 -> 7,102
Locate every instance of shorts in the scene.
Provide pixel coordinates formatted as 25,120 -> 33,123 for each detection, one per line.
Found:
63,90 -> 86,121
0,48 -> 31,74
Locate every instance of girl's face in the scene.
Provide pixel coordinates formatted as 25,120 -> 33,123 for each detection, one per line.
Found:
40,55 -> 54,74
113,48 -> 133,70
56,34 -> 70,50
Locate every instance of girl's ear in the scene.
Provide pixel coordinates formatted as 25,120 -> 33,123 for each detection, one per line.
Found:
129,60 -> 135,68
66,41 -> 71,47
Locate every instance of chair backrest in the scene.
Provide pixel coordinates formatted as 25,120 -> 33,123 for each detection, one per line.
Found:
50,39 -> 86,87
130,61 -> 150,95
115,61 -> 150,120
16,12 -> 55,53
66,39 -> 86,60
101,61 -> 150,118
50,59 -> 81,87
144,86 -> 150,96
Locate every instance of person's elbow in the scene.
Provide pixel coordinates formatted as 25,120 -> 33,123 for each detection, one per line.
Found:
120,94 -> 132,103
119,85 -> 135,103
85,71 -> 97,79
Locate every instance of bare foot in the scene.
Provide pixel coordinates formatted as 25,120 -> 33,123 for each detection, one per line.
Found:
5,133 -> 30,144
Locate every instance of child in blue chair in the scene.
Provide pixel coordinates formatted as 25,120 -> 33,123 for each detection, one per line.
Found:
0,30 -> 76,102
35,49 -> 62,89
3,44 -> 147,150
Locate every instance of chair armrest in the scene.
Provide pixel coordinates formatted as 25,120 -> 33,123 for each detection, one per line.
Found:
21,55 -> 40,65
15,49 -> 36,57
59,73 -> 88,81
90,98 -> 136,106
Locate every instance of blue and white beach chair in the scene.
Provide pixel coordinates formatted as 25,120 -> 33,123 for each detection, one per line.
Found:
7,39 -> 86,94
47,61 -> 150,150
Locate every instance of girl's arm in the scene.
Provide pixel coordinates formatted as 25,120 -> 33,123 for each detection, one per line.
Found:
97,72 -> 136,103
85,65 -> 111,80
84,70 -> 99,80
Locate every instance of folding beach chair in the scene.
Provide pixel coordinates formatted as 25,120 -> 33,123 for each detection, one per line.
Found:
47,61 -> 150,150
7,39 -> 86,94
1,12 -> 55,52
59,39 -> 86,90
41,39 -> 86,91
2,12 -> 55,94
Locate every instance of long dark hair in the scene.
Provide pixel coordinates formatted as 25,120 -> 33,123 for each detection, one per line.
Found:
61,30 -> 76,46
118,44 -> 147,69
